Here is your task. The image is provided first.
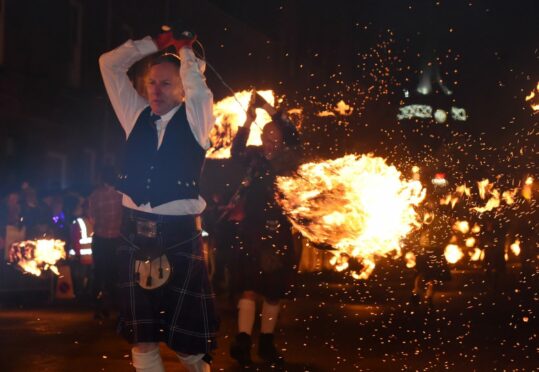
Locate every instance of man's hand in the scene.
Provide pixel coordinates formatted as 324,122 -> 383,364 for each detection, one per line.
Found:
253,92 -> 268,109
154,30 -> 196,51
243,90 -> 258,129
253,92 -> 277,116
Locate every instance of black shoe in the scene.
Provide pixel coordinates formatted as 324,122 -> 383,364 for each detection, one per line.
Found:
258,333 -> 284,366
230,332 -> 253,367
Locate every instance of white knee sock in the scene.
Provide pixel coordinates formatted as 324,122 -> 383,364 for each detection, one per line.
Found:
177,353 -> 211,372
238,298 -> 256,335
131,347 -> 165,372
260,301 -> 280,334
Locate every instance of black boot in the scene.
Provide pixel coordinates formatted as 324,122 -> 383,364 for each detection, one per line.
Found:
230,332 -> 253,367
258,333 -> 284,366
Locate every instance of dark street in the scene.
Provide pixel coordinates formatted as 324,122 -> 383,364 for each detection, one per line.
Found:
1,264 -> 536,371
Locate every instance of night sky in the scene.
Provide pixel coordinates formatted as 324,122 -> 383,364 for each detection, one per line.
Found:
197,1 -> 538,152
0,0 -> 537,190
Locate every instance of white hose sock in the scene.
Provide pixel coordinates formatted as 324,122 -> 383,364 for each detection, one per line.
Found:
238,298 -> 256,335
177,353 -> 211,372
260,301 -> 280,334
131,347 -> 165,372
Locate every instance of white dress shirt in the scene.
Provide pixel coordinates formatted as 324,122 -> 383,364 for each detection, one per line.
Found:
99,37 -> 215,215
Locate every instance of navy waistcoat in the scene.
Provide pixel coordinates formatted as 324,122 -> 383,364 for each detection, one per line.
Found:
118,105 -> 206,207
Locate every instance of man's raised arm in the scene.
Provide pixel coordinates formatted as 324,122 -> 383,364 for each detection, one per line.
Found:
180,46 -> 215,150
99,37 -> 157,137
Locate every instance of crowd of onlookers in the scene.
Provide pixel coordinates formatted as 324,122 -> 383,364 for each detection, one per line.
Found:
0,182 -> 84,251
4,182 -> 90,242
0,181 -> 94,297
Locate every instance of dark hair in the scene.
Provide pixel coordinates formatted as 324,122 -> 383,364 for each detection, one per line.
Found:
149,52 -> 181,69
264,113 -> 301,149
280,120 -> 300,148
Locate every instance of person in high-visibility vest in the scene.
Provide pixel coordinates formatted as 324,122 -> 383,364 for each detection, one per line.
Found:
69,199 -> 94,300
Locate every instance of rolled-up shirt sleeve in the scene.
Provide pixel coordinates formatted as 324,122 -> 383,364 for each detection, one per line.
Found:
180,47 -> 215,150
99,37 -> 157,138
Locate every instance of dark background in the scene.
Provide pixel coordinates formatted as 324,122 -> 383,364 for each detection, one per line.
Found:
0,0 -> 537,195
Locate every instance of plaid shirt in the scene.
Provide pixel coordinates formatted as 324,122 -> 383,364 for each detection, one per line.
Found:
89,185 -> 123,238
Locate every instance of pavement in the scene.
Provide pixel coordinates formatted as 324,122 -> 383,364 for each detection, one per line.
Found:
0,262 -> 537,371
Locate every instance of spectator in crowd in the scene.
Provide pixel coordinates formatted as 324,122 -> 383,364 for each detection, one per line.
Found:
88,168 -> 123,319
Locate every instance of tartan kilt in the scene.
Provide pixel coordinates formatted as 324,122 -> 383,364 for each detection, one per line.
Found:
231,219 -> 297,301
117,231 -> 219,354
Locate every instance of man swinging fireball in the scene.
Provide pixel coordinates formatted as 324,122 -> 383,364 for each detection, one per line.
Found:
99,27 -> 217,372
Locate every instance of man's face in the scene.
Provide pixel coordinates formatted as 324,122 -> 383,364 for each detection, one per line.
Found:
262,122 -> 284,160
145,62 -> 184,115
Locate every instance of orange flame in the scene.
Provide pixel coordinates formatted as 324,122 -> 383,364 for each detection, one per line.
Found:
456,184 -> 471,197
207,90 -> 276,159
477,179 -> 493,200
8,239 -> 66,276
317,110 -> 335,117
525,82 -> 539,112
317,100 -> 354,117
405,251 -> 416,268
522,177 -> 534,200
453,220 -> 470,234
510,239 -> 521,256
334,100 -> 354,116
473,189 -> 501,213
440,184 -> 471,209
276,154 -> 426,279
469,247 -> 484,261
444,244 -> 464,264
502,188 -> 518,205
465,237 -> 476,248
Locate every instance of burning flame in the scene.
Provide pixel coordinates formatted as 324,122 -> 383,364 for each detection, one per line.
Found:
317,100 -> 354,117
440,184 -> 471,208
351,258 -> 376,280
329,254 -> 349,272
456,184 -> 471,197
477,179 -> 493,200
276,154 -> 426,279
405,251 -> 416,268
510,239 -> 521,256
473,189 -> 501,213
522,177 -> 534,200
437,178 -> 532,212
444,244 -> 464,264
335,100 -> 354,116
411,166 -> 421,181
502,188 -> 518,205
465,237 -> 476,248
207,90 -> 276,159
469,247 -> 484,261
8,239 -> 66,276
471,177 -> 533,213
525,82 -> 539,112
317,110 -> 335,117
453,220 -> 470,234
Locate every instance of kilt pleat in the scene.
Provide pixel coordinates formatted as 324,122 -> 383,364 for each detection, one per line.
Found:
117,233 -> 219,354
